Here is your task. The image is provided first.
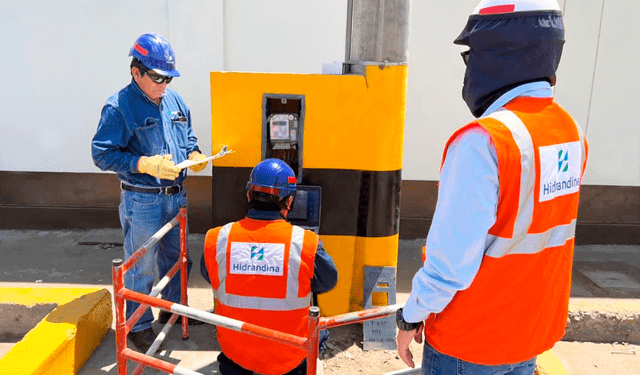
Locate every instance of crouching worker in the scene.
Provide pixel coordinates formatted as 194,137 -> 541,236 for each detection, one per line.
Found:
201,158 -> 338,375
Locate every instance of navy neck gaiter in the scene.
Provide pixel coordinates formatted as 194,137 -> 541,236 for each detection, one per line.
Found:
454,10 -> 565,117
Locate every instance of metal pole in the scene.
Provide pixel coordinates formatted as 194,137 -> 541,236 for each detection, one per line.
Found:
122,211 -> 184,333
125,258 -> 183,332
122,289 -> 309,348
122,215 -> 181,272
306,306 -> 321,375
344,0 -> 354,73
112,258 -> 127,375
319,304 -> 402,330
179,206 -> 189,339
131,312 -> 180,375
345,0 -> 411,74
121,349 -> 180,374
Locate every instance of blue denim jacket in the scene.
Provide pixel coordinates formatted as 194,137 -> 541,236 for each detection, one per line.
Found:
92,79 -> 201,187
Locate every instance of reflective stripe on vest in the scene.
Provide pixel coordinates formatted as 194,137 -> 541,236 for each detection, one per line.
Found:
484,108 -> 583,257
215,223 -> 311,311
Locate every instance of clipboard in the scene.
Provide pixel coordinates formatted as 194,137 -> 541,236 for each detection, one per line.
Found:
175,145 -> 234,170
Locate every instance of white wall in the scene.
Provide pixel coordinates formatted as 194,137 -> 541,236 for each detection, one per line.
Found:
223,0 -> 347,73
402,0 -> 478,181
168,0 -> 225,159
402,0 -> 640,187
0,0 -> 638,187
0,0 -> 223,173
0,0 -> 345,174
557,0 -> 640,186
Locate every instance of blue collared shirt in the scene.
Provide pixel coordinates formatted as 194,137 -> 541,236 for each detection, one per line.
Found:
92,79 -> 201,187
200,209 -> 339,294
402,83 -> 553,323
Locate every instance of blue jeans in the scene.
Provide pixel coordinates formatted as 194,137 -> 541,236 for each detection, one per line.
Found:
217,353 -> 306,375
422,342 -> 536,375
119,188 -> 192,333
216,327 -> 329,374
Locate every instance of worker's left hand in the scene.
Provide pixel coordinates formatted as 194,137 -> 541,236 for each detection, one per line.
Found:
188,152 -> 208,173
397,323 -> 424,368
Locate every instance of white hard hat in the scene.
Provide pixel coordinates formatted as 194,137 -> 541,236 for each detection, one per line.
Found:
472,0 -> 561,15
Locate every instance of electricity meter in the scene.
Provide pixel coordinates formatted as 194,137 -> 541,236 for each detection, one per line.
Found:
268,113 -> 298,149
262,94 -> 304,179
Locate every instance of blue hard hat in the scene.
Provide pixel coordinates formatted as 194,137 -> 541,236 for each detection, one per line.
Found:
246,159 -> 296,198
129,33 -> 180,77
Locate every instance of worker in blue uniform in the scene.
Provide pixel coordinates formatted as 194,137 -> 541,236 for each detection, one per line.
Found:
92,33 -> 209,352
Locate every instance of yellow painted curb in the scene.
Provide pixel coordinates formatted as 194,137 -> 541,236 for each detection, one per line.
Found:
0,287 -> 112,375
535,349 -> 569,375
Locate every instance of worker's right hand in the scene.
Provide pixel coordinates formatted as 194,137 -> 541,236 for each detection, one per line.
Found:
138,154 -> 180,180
397,323 -> 424,368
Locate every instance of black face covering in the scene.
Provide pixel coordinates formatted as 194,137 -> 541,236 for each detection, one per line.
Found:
454,10 -> 565,117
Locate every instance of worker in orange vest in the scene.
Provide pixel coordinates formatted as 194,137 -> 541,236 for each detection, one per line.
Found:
396,1 -> 589,374
201,158 -> 338,375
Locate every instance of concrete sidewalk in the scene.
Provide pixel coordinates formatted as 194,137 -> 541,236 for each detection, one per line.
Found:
1,229 -> 640,374
397,238 -> 640,344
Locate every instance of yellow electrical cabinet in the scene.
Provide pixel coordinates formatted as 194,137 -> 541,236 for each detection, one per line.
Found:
210,65 -> 407,316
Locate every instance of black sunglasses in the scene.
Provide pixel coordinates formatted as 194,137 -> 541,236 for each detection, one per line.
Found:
461,50 -> 470,66
142,69 -> 173,84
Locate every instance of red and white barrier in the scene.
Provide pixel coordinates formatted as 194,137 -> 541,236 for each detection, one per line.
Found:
112,206 -> 402,375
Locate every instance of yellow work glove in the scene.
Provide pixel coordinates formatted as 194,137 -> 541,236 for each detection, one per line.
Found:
188,152 -> 208,173
138,154 -> 180,180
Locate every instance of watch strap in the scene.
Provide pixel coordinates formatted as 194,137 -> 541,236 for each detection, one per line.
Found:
396,308 -> 423,331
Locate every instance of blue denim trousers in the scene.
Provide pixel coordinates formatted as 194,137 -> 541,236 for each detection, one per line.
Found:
422,342 -> 536,375
119,189 -> 192,333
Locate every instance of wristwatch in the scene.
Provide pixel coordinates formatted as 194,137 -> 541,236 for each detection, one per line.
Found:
396,308 -> 423,331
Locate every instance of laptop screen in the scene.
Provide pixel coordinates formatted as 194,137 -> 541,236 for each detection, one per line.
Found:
287,185 -> 322,232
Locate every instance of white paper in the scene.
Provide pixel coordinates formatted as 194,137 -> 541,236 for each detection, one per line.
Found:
175,145 -> 233,169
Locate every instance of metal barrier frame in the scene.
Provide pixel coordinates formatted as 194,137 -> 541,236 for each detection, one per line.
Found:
112,206 -> 191,375
112,206 -> 402,375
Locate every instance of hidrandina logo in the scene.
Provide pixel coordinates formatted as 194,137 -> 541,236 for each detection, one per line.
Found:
229,242 -> 284,276
539,141 -> 581,202
558,149 -> 569,172
250,246 -> 264,261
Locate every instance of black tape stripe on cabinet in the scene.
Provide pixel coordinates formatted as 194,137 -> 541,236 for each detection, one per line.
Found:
212,167 -> 401,237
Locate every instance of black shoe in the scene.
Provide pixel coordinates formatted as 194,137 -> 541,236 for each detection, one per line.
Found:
158,310 -> 204,325
128,327 -> 156,352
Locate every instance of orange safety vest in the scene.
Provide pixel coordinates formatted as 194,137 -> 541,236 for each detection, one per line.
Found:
425,97 -> 588,365
204,217 -> 318,375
